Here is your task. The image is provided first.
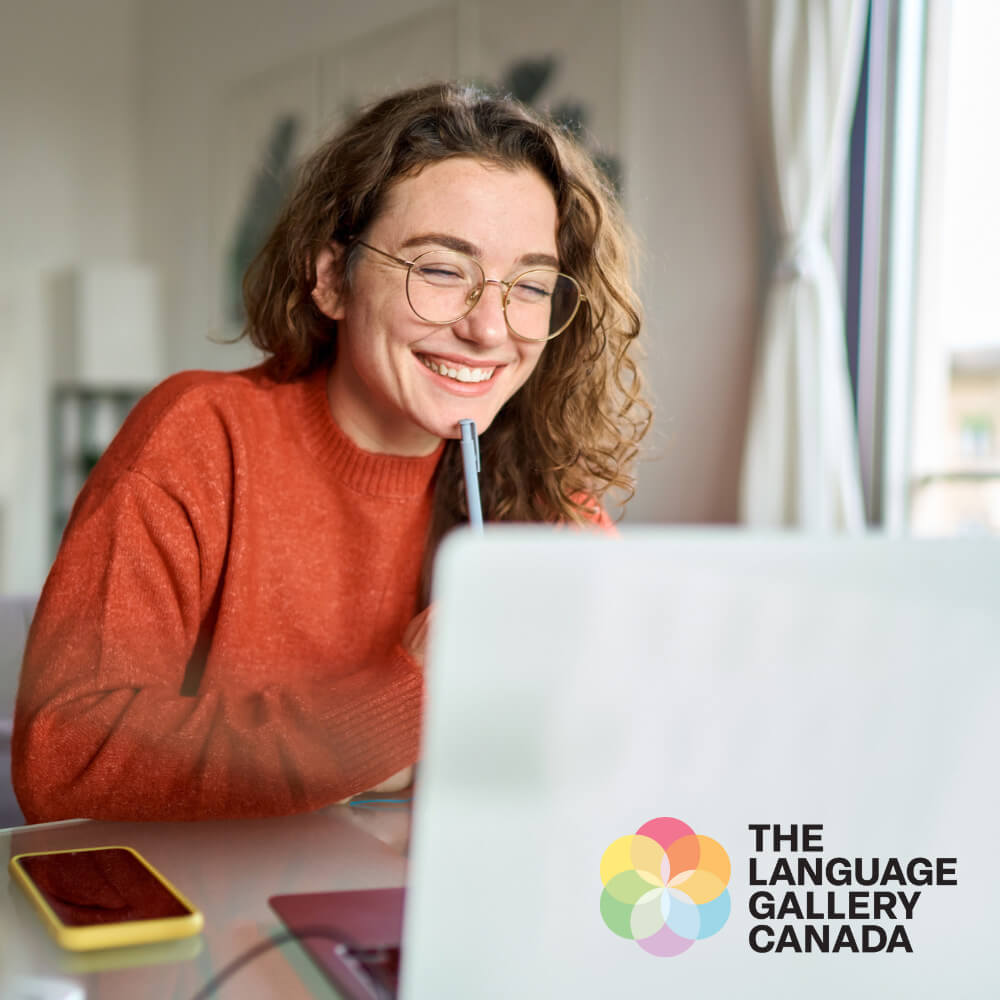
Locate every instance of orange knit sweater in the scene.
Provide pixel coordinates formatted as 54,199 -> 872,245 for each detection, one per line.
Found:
13,365 -> 444,822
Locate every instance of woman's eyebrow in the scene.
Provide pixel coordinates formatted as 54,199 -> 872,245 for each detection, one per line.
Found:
400,232 -> 477,256
399,232 -> 560,270
518,252 -> 560,269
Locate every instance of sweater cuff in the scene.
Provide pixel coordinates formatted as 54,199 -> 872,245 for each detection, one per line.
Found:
322,645 -> 425,793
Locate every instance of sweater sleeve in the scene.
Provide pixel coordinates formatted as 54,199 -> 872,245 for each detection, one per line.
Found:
13,459 -> 423,824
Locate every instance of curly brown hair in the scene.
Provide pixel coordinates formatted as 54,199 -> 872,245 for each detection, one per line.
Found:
242,82 -> 650,592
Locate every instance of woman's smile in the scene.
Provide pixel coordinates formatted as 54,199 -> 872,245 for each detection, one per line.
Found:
415,352 -> 499,384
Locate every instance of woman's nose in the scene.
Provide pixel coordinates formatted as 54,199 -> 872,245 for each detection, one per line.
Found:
454,280 -> 509,346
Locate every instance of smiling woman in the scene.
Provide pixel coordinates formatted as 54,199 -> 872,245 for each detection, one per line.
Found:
12,82 -> 650,823
315,159 -> 557,455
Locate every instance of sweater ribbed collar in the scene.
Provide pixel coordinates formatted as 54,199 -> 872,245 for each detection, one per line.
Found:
297,365 -> 444,498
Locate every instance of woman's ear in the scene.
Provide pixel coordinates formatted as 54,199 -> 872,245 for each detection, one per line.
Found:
311,245 -> 345,320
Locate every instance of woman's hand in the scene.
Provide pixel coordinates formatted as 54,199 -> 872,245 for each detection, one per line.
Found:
366,766 -> 414,794
400,605 -> 434,669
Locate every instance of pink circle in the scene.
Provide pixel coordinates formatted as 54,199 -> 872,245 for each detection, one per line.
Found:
635,817 -> 695,854
636,923 -> 696,957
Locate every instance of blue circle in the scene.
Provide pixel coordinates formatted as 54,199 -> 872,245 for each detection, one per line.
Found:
696,889 -> 731,939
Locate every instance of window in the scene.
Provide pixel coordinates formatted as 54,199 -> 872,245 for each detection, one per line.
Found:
906,0 -> 1000,536
858,0 -> 1000,536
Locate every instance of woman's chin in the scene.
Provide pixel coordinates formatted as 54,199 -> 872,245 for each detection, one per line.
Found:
418,410 -> 498,442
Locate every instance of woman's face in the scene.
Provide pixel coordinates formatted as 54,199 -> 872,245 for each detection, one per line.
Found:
318,157 -> 559,455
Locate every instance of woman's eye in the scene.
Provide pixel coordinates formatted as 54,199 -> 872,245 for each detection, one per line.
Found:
416,266 -> 467,283
513,282 -> 552,301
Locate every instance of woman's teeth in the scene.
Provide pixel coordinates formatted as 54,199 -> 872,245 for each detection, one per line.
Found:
420,355 -> 496,383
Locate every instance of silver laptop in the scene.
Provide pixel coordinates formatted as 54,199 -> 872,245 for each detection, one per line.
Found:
401,529 -> 999,998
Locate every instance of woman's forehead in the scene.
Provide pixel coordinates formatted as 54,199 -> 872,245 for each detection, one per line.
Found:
370,157 -> 559,256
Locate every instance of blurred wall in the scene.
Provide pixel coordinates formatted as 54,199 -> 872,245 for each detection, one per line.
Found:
0,0 -> 760,591
0,0 -> 141,592
622,0 -> 758,523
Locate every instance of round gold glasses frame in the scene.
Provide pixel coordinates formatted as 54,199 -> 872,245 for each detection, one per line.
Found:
351,240 -> 585,342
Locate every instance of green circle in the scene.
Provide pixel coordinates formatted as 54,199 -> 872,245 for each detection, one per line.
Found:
600,888 -> 636,938
604,870 -> 657,905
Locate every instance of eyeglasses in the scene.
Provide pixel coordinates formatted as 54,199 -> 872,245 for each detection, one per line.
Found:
352,240 -> 585,342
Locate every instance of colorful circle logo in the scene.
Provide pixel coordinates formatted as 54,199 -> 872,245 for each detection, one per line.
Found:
600,817 -> 731,956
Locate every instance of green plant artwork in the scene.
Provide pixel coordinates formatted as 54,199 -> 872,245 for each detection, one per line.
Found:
226,114 -> 301,325
492,56 -> 622,194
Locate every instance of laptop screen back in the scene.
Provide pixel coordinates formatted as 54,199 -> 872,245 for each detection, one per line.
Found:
401,529 -> 999,998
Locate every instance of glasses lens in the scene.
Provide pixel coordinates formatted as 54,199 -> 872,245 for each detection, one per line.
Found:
406,251 -> 484,324
505,269 -> 582,341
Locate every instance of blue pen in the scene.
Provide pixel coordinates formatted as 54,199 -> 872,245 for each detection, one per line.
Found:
458,419 -> 484,534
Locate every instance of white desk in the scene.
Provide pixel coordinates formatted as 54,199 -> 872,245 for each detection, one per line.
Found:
0,801 -> 411,998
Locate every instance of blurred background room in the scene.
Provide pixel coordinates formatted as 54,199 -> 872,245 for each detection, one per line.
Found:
1,0 -> 997,602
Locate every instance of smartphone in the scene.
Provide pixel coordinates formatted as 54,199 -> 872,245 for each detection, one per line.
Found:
9,845 -> 204,952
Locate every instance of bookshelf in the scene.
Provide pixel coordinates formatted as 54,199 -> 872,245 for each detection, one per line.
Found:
49,384 -> 148,556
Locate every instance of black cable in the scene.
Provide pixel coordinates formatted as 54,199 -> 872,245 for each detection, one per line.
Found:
187,925 -> 397,1000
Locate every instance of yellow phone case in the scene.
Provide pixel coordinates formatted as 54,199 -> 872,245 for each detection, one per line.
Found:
9,845 -> 204,951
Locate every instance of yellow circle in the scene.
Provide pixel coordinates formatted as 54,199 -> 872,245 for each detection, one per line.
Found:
669,869 -> 726,905
600,835 -> 665,887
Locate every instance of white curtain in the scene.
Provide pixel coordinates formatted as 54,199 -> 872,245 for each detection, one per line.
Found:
740,0 -> 868,531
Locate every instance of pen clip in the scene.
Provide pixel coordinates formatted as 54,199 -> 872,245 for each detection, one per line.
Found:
459,419 -> 481,473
